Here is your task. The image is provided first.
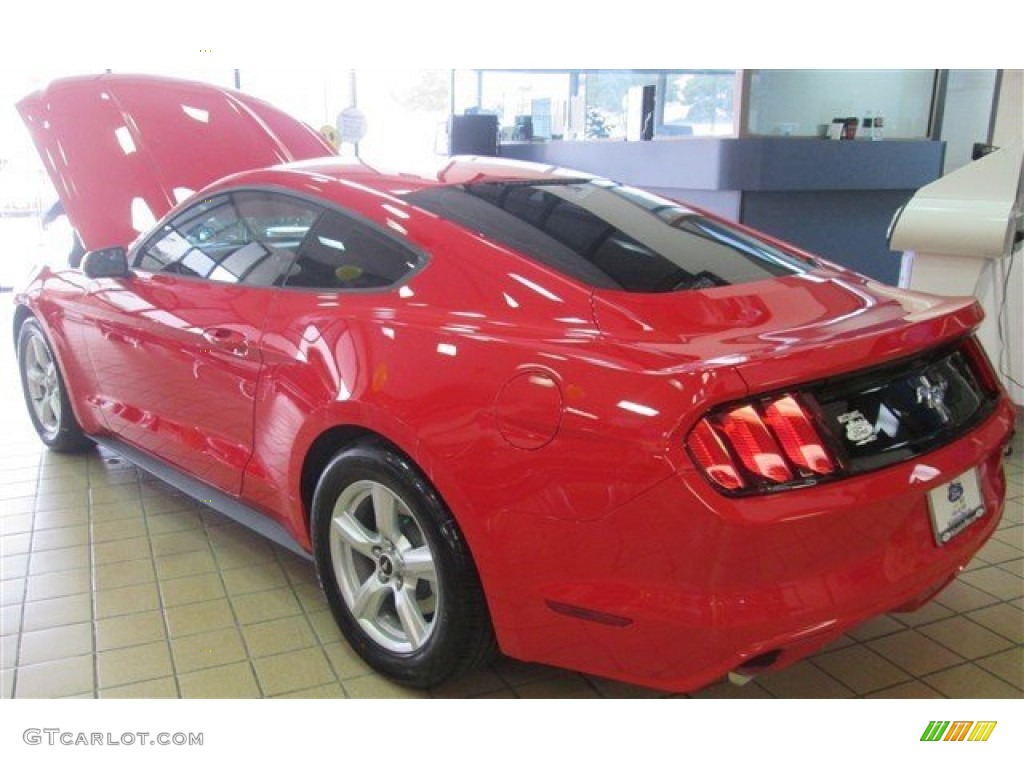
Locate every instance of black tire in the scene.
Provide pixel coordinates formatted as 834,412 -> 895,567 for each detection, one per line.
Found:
311,440 -> 495,688
17,318 -> 92,453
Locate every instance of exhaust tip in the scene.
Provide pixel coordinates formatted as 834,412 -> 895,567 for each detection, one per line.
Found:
728,649 -> 783,685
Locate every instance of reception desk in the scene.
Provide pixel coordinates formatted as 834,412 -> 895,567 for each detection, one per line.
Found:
498,138 -> 946,285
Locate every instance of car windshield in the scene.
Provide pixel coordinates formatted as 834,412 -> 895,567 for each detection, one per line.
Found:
406,179 -> 812,293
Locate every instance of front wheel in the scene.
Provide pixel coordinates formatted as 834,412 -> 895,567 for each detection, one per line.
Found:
17,318 -> 92,452
311,441 -> 494,688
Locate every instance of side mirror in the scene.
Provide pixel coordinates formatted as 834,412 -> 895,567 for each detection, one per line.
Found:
82,247 -> 131,279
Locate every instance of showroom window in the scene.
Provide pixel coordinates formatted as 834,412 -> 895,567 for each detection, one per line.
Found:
452,70 -> 739,142
283,209 -> 423,291
135,191 -> 322,285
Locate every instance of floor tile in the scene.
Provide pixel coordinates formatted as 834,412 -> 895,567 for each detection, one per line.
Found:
160,573 -> 226,608
923,663 -> 1022,698
92,537 -> 152,566
221,562 -> 289,596
757,663 -> 860,700
1,554 -> 29,579
33,509 -> 88,531
90,500 -> 145,523
93,559 -> 156,591
292,582 -> 329,613
92,518 -> 148,545
16,656 -> 94,697
274,683 -> 347,698
29,545 -> 90,575
811,646 -> 910,695
965,602 -> 1024,644
96,611 -> 167,652
147,509 -> 204,535
976,537 -> 1022,564
240,615 -> 316,658
959,565 -> 1024,601
0,605 -> 22,636
18,622 -> 93,666
252,647 -> 335,696
35,489 -> 89,513
95,582 -> 161,619
1,515 -> 33,536
22,593 -> 92,632
866,630 -> 964,676
428,667 -> 509,698
307,610 -> 345,645
97,640 -> 174,689
0,577 -> 25,607
918,616 -> 1015,659
513,673 -> 599,698
150,530 -> 211,558
24,567 -> 91,601
171,627 -> 247,674
846,614 -> 906,642
689,678 -> 773,699
491,656 -> 564,688
934,580 -> 1002,612
1,633 -> 17,669
100,677 -> 179,698
178,661 -> 262,698
585,675 -> 671,699
975,647 -> 1023,689
321,641 -> 374,681
154,550 -> 218,581
163,598 -> 236,638
864,680 -> 945,698
230,586 -> 301,624
343,674 -> 431,699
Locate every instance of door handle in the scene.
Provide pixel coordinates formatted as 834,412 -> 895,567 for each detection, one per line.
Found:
202,327 -> 249,357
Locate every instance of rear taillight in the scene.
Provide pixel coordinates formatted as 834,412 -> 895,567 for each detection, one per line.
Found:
687,394 -> 838,494
962,336 -> 1001,395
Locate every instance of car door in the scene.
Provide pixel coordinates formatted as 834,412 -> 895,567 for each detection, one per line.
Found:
81,190 -> 323,494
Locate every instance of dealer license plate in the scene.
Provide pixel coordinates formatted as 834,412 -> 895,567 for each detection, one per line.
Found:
928,468 -> 985,546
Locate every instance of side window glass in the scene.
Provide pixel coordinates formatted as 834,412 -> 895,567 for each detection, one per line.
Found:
284,210 -> 421,290
135,192 -> 321,286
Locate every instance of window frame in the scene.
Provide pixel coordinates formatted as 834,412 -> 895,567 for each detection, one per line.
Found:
131,185 -> 430,294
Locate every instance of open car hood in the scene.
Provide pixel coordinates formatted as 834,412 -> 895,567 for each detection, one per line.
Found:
18,74 -> 335,251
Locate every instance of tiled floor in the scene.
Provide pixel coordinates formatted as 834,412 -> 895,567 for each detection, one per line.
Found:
0,300 -> 1021,698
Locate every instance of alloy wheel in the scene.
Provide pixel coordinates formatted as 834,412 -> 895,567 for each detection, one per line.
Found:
328,480 -> 441,653
23,333 -> 61,438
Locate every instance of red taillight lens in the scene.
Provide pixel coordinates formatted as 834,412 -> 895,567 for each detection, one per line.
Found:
688,394 -> 839,494
763,396 -> 835,476
962,336 -> 1000,394
686,419 -> 745,491
718,405 -> 793,483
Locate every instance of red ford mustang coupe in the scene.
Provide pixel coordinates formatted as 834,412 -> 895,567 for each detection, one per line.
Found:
13,75 -> 1014,692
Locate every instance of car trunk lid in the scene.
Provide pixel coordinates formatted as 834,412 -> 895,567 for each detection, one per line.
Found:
594,272 -> 1002,491
592,270 -> 986,392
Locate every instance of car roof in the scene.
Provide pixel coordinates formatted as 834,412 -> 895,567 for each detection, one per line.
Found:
279,156 -> 595,197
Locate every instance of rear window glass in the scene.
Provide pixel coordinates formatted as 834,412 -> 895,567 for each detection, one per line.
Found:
406,180 -> 811,292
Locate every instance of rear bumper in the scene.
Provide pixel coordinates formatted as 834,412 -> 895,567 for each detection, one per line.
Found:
491,397 -> 1015,692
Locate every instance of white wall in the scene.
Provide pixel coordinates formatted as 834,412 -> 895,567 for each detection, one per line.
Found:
941,70 -> 999,173
993,69 -> 1023,146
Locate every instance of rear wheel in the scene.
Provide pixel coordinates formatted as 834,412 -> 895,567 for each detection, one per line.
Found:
311,441 -> 494,688
17,318 -> 91,452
